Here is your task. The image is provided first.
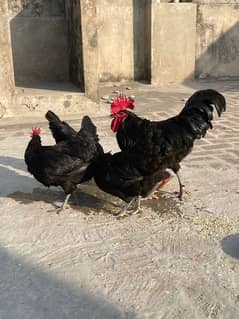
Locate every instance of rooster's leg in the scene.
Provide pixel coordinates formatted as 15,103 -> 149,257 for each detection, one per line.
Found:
141,184 -> 160,200
175,172 -> 185,201
142,171 -> 172,201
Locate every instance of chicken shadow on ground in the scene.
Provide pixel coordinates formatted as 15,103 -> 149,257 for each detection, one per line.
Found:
0,156 -> 119,214
0,156 -> 182,217
8,186 -> 120,215
220,234 -> 239,260
0,246 -> 136,319
143,193 -> 183,219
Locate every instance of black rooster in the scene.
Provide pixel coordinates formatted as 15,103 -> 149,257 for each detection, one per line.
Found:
24,114 -> 103,213
110,89 -> 226,199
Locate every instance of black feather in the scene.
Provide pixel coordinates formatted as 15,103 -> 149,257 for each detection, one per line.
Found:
115,89 -> 226,175
25,113 -> 104,197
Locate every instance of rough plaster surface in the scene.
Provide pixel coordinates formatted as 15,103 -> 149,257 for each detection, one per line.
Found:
10,17 -> 69,83
8,0 -> 65,17
0,81 -> 239,318
8,0 -> 69,84
97,0 -> 148,82
196,4 -> 239,79
65,0 -> 84,89
80,0 -> 99,101
0,18 -> 15,95
151,3 -> 197,84
0,83 -> 105,119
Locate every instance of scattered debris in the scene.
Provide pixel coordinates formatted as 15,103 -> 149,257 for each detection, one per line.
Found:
101,96 -> 110,100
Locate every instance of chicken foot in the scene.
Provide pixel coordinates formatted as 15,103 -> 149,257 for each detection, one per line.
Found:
55,193 -> 71,214
114,196 -> 141,218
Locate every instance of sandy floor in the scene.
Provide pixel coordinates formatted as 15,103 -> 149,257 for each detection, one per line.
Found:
0,81 -> 239,318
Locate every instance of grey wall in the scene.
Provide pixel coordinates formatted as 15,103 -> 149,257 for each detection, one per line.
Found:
151,3 -> 196,84
97,0 -> 149,82
65,0 -> 84,89
195,4 -> 239,79
0,1 -> 15,95
9,0 -> 69,84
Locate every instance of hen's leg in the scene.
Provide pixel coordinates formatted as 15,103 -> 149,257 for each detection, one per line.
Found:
56,193 -> 71,214
114,196 -> 141,218
132,196 -> 141,214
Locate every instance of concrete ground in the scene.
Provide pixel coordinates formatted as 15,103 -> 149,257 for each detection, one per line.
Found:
0,80 -> 239,318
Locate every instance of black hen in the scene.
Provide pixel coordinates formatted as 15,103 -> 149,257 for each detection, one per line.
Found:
24,114 -> 103,213
110,89 -> 226,199
90,151 -> 168,216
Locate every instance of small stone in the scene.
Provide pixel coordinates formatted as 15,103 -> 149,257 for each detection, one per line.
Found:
112,90 -> 120,94
101,96 -> 110,100
126,87 -> 132,90
129,95 -> 135,100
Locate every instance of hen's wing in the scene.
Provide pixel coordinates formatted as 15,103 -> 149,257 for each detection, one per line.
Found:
78,116 -> 104,159
92,152 -> 144,202
81,116 -> 97,137
45,110 -> 77,143
31,144 -> 91,188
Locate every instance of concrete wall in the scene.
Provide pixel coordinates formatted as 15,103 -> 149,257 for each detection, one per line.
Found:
193,0 -> 239,3
151,3 -> 197,84
0,0 -> 14,96
65,0 -> 84,89
8,0 -> 69,84
195,4 -> 239,79
80,0 -> 100,101
97,0 -> 149,82
1,0 -> 239,110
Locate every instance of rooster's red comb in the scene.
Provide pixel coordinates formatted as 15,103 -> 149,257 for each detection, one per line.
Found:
30,127 -> 41,138
110,94 -> 135,115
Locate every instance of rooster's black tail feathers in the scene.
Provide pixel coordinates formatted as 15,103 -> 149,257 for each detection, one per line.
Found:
179,89 -> 226,139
